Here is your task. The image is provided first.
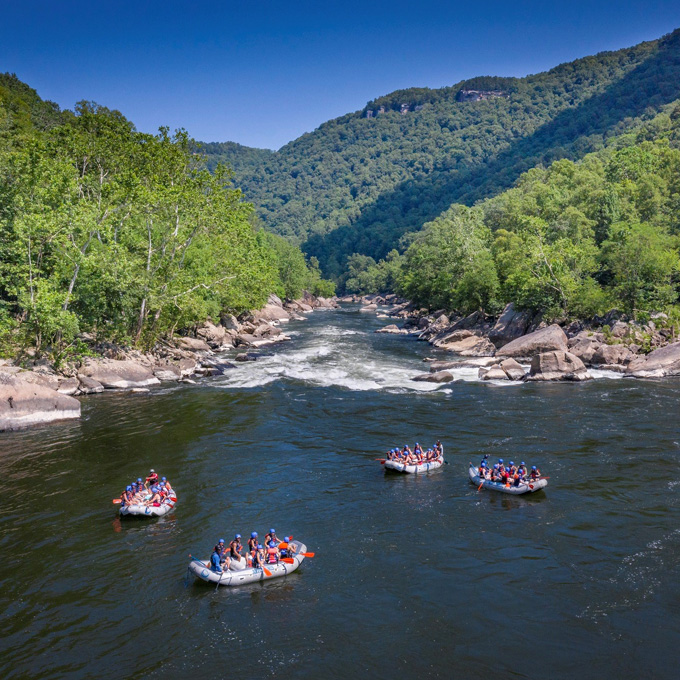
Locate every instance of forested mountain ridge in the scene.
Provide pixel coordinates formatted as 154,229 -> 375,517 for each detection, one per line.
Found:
201,29 -> 680,279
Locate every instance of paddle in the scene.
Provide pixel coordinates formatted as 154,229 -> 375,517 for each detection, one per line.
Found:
299,552 -> 315,558
477,481 -> 484,491
262,563 -> 272,577
112,498 -> 122,504
281,557 -> 296,564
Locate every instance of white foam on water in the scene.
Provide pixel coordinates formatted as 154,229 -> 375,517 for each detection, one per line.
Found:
215,317 -> 631,393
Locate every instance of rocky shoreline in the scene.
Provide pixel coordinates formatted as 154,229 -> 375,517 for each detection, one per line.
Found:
0,292 -> 336,431
340,293 -> 680,384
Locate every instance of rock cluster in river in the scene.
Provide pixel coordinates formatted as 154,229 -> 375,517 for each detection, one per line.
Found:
0,292 -> 336,430
358,295 -> 679,384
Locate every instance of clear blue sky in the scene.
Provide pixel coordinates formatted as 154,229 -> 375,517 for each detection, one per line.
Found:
2,1 -> 679,149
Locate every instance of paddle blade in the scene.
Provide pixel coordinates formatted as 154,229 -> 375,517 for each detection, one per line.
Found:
112,498 -> 122,504
301,552 -> 315,558
477,482 -> 484,491
262,566 -> 272,577
281,557 -> 295,564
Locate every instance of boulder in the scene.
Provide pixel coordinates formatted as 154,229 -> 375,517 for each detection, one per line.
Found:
79,359 -> 160,389
77,376 -> 104,394
496,324 -> 568,359
499,358 -> 526,381
375,324 -> 409,335
625,341 -> 680,378
177,337 -> 211,352
411,370 -> 454,383
479,366 -> 509,381
254,303 -> 290,322
0,374 -> 81,430
429,357 -> 498,371
57,377 -> 80,396
178,358 -> 198,377
235,353 -> 257,362
15,370 -> 60,391
220,314 -> 241,332
591,344 -> 635,366
567,334 -> 603,364
431,329 -> 474,346
610,321 -> 630,339
197,321 -> 232,349
153,362 -> 182,381
235,333 -> 256,347
253,323 -> 281,338
526,351 -> 592,382
437,334 -> 496,356
489,303 -> 533,348
359,304 -> 378,312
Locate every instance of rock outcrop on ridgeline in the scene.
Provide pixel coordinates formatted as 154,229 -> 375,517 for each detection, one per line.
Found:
496,324 -> 568,359
0,373 -> 81,430
526,351 -> 592,382
625,341 -> 680,378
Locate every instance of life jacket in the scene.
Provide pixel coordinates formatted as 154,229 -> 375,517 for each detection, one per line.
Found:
531,470 -> 539,479
478,466 -> 485,476
230,541 -> 242,557
267,547 -> 278,564
248,539 -> 258,554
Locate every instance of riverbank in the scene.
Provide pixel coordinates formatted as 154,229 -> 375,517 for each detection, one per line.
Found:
340,293 -> 680,383
0,292 -> 336,430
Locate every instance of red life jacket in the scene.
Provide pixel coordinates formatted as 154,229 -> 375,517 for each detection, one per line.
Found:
267,547 -> 278,564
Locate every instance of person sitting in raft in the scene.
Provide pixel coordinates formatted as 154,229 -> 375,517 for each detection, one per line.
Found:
120,486 -> 133,505
210,545 -> 223,573
145,486 -> 162,506
478,461 -> 488,477
230,534 -> 244,565
266,541 -> 280,564
161,476 -> 172,493
518,462 -> 527,478
435,440 -> 443,456
265,529 -> 282,546
530,465 -> 541,480
252,544 -> 266,569
280,537 -> 292,558
212,538 -> 230,570
146,469 -> 159,488
402,444 -> 412,458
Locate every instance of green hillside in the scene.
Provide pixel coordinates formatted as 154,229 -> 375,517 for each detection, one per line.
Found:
201,29 -> 680,279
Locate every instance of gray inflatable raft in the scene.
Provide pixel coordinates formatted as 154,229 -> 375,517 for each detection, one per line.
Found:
469,463 -> 547,494
188,540 -> 307,587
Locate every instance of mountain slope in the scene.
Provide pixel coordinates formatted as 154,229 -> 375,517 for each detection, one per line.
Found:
202,29 -> 680,278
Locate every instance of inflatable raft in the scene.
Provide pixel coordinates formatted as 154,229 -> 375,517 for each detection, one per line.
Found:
384,448 -> 445,474
469,463 -> 547,494
188,540 -> 307,587
120,492 -> 178,517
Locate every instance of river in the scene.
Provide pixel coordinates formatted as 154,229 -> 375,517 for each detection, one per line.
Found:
1,306 -> 679,679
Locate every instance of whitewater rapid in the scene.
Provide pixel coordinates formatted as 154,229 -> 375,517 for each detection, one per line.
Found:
214,311 -> 624,393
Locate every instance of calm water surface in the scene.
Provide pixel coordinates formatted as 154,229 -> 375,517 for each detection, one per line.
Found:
1,307 -> 679,679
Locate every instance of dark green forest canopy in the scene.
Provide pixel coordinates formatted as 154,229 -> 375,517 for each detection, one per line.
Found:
201,29 -> 680,279
0,77 -> 332,356
348,105 -> 680,323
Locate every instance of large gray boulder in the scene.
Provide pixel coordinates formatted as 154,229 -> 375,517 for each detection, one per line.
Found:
479,365 -> 509,381
568,334 -> 603,364
153,362 -> 182,381
79,359 -> 160,389
375,324 -> 409,335
177,337 -> 211,352
591,344 -> 635,366
197,321 -> 232,349
496,324 -> 568,359
499,358 -> 526,381
411,370 -> 454,383
57,377 -> 80,396
254,303 -> 290,322
77,376 -> 104,394
526,351 -> 592,382
0,374 -> 81,430
626,341 -> 680,378
429,357 -> 498,371
489,303 -> 533,348
14,370 -> 60,391
436,334 -> 496,356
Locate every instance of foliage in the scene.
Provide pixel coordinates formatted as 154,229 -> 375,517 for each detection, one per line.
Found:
0,85 -> 332,355
355,110 -> 680,320
201,30 -> 680,278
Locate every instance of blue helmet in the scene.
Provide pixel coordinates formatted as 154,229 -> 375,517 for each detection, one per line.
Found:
218,538 -> 225,544
257,544 -> 263,550
235,534 -> 241,540
416,442 -> 419,446
285,536 -> 290,541
509,461 -> 514,466
498,459 -> 503,464
269,541 -> 276,547
494,464 -> 499,469
481,462 -> 486,467
162,476 -> 167,481
126,485 -> 132,491
532,466 -> 537,470
251,532 -> 258,538
270,529 -> 276,534
137,478 -> 143,483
